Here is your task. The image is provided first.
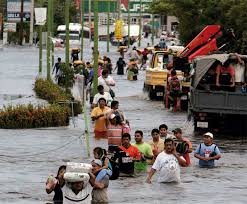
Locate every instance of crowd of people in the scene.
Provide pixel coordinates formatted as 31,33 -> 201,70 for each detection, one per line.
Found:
46,119 -> 222,203
47,40 -> 224,204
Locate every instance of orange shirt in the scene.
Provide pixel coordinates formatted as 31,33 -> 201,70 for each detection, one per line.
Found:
119,145 -> 141,160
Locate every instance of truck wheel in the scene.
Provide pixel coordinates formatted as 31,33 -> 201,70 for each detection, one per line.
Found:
149,89 -> 156,100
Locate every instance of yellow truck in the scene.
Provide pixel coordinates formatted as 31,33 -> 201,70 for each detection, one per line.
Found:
144,50 -> 182,99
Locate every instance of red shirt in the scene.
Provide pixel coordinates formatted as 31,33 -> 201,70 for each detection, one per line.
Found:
216,65 -> 235,77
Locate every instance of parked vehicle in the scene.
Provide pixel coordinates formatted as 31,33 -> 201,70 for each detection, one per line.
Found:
189,54 -> 247,135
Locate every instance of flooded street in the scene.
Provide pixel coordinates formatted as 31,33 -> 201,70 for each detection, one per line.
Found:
0,43 -> 246,204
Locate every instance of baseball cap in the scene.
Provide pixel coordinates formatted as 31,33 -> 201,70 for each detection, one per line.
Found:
203,132 -> 214,139
172,128 -> 182,133
91,159 -> 102,167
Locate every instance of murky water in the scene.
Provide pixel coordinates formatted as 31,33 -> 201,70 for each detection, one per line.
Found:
0,42 -> 246,204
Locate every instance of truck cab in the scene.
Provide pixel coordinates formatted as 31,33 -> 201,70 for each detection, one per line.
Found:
189,54 -> 247,134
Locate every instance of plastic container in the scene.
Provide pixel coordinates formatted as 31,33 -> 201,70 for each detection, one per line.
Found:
66,162 -> 92,174
64,172 -> 90,183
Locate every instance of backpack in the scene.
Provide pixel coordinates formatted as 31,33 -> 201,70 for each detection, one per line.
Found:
199,143 -> 217,157
170,76 -> 181,93
102,155 -> 119,180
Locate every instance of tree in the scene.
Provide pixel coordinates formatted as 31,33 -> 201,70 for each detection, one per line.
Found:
150,0 -> 247,53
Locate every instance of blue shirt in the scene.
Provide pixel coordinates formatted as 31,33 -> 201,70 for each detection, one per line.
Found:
195,143 -> 221,167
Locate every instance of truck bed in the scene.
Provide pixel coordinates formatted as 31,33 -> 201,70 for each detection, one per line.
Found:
190,89 -> 247,115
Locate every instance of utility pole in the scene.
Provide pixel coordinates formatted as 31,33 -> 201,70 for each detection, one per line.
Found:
65,0 -> 70,67
93,0 -> 99,96
29,0 -> 34,45
117,0 -> 121,19
107,0 -> 110,52
127,0 -> 130,48
19,0 -> 24,45
138,0 -> 142,47
81,0 -> 84,59
47,0 -> 52,80
88,0 -> 91,42
152,13 -> 154,45
39,25 -> 43,74
51,0 -> 54,67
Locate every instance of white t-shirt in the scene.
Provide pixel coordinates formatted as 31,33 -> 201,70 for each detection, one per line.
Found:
98,76 -> 115,92
152,151 -> 181,183
233,63 -> 245,83
63,183 -> 93,204
93,92 -> 113,106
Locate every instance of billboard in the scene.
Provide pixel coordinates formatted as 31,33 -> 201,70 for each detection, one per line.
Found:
78,0 -> 152,13
7,0 -> 31,22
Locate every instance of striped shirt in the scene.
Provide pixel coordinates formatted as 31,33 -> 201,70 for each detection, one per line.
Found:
107,124 -> 123,149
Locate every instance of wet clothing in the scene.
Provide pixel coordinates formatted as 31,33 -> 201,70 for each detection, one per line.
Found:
93,92 -> 113,107
116,59 -> 126,75
195,143 -> 221,168
112,145 -> 141,175
233,63 -> 245,83
98,76 -> 115,92
147,138 -> 165,164
91,106 -> 110,138
152,151 -> 182,183
71,53 -> 79,62
179,137 -> 192,166
92,175 -> 109,203
107,124 -> 123,153
133,142 -> 153,172
63,183 -> 93,204
53,177 -> 64,204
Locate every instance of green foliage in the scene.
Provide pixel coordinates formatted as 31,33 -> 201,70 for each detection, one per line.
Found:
58,63 -> 75,89
34,78 -> 71,103
150,0 -> 247,53
0,104 -> 70,129
34,78 -> 82,116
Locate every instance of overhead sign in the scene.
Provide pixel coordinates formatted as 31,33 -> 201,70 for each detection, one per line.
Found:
4,22 -> 17,32
7,0 -> 31,22
121,0 -> 152,13
34,8 -> 47,25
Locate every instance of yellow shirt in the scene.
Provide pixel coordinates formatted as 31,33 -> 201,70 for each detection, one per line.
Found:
91,106 -> 110,132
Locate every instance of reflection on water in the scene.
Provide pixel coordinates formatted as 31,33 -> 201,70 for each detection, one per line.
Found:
0,46 -> 246,204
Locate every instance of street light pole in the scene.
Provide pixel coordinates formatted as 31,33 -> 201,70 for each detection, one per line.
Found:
29,0 -> 34,45
138,0 -> 142,47
65,0 -> 70,67
19,0 -> 24,45
93,0 -> 99,96
81,0 -> 84,59
152,13 -> 154,45
51,0 -> 54,67
107,0 -> 110,52
47,0 -> 52,80
127,0 -> 130,48
39,25 -> 43,74
88,0 -> 91,42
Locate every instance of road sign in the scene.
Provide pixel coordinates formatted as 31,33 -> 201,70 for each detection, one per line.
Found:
7,0 -> 31,22
4,22 -> 17,32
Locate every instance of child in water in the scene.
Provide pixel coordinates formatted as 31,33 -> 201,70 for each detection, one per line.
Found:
93,147 -> 112,181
